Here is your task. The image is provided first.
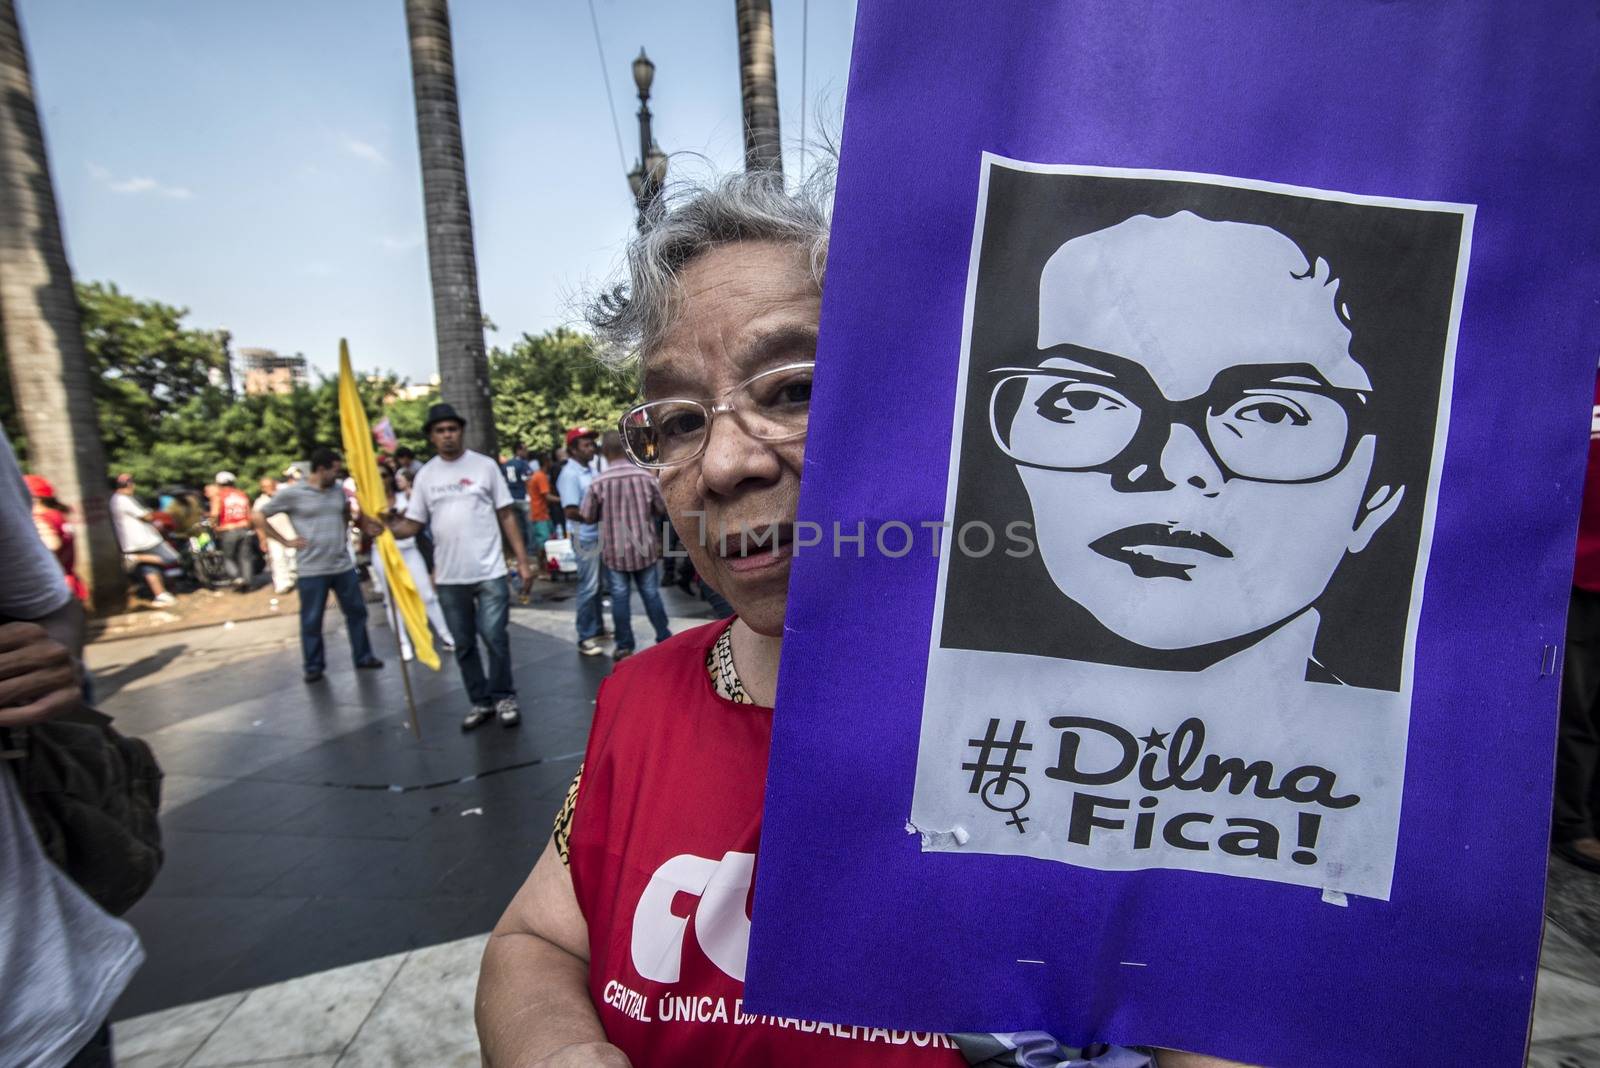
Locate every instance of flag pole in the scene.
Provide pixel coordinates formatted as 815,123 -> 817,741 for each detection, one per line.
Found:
381,549 -> 423,741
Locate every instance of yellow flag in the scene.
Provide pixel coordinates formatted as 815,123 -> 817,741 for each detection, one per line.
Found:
337,340 -> 440,670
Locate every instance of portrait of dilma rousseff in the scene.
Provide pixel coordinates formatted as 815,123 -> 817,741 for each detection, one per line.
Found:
937,158 -> 1472,695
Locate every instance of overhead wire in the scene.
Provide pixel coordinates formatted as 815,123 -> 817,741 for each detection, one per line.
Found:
799,0 -> 809,180
585,0 -> 633,204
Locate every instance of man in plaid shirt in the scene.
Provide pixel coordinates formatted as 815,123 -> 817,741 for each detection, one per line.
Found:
579,431 -> 673,661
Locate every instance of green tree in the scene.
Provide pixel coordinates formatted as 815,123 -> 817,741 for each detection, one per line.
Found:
489,328 -> 636,457
129,372 -> 411,490
1,281 -> 623,491
80,281 -> 229,463
0,281 -> 228,463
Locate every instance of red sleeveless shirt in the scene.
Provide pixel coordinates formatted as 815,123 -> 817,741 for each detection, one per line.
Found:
217,487 -> 252,529
569,620 -> 966,1068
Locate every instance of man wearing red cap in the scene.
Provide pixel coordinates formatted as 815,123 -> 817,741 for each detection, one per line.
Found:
557,427 -> 605,655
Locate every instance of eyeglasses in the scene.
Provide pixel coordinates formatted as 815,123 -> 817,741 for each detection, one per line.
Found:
988,361 -> 1371,485
620,362 -> 815,470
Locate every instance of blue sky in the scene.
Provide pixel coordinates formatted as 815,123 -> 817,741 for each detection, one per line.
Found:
23,0 -> 857,382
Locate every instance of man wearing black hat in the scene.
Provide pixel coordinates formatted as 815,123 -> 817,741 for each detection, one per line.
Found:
386,404 -> 533,731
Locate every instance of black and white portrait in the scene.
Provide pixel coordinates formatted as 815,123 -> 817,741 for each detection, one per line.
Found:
911,159 -> 1473,897
937,161 -> 1468,692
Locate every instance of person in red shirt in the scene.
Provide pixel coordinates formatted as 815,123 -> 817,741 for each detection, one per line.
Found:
475,176 -> 1237,1068
23,474 -> 85,602
209,471 -> 257,593
1554,376 -> 1600,874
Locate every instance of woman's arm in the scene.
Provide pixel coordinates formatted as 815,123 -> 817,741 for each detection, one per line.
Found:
1157,1050 -> 1260,1067
477,836 -> 631,1067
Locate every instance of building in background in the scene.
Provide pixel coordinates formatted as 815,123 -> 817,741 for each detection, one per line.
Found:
387,373 -> 440,404
239,347 -> 308,395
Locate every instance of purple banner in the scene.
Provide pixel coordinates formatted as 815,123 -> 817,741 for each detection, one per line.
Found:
745,4 -> 1600,1066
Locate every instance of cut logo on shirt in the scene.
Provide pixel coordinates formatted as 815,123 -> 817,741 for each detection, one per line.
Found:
632,851 -> 754,983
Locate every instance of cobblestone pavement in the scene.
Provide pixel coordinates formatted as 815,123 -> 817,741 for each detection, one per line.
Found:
87,582 -> 1600,1066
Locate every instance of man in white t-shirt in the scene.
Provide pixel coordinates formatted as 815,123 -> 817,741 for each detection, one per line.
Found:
385,403 -> 533,731
109,475 -> 177,607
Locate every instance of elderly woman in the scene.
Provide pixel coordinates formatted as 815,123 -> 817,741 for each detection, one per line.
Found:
475,175 -> 1249,1068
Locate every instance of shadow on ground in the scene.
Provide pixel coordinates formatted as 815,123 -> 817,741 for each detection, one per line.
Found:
104,607 -> 620,1019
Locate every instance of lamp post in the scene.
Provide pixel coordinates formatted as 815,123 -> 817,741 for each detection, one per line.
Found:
626,48 -> 667,229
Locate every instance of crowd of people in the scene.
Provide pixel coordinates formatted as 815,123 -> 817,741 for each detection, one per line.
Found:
81,395 -> 717,735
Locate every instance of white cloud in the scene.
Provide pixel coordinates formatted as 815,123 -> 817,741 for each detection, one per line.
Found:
343,138 -> 387,166
304,262 -> 334,277
88,162 -> 192,199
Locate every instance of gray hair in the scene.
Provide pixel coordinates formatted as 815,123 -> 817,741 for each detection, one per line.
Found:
585,165 -> 833,371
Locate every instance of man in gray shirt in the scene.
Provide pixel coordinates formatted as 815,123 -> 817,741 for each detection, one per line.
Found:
0,426 -> 143,1067
254,447 -> 384,683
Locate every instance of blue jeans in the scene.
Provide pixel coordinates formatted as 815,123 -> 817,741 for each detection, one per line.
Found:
437,576 -> 514,705
607,563 -> 672,651
511,499 -> 533,555
297,569 -> 375,673
574,537 -> 604,641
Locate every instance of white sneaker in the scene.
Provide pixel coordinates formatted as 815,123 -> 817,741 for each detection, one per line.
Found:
152,593 -> 177,607
495,697 -> 521,727
461,704 -> 493,732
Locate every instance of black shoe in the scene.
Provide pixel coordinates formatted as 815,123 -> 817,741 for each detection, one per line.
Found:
355,658 -> 385,670
304,670 -> 325,684
1553,838 -> 1600,874
461,704 -> 493,732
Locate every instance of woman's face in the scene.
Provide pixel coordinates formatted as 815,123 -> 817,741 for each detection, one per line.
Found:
1006,212 -> 1402,651
650,240 -> 820,637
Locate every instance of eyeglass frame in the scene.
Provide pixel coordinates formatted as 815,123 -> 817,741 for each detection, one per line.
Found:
619,360 -> 816,470
987,349 -> 1375,487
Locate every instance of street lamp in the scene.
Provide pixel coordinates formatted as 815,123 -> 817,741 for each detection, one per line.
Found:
627,47 -> 667,228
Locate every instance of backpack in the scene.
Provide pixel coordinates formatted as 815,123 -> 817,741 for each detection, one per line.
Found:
0,705 -> 164,916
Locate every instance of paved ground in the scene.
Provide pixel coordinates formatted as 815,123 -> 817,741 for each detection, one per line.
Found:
89,578 -> 720,1022
93,581 -> 298,644
85,578 -> 1600,1067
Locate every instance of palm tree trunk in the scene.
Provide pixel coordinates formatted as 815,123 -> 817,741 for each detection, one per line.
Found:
0,0 -> 124,612
404,0 -> 496,457
735,0 -> 782,175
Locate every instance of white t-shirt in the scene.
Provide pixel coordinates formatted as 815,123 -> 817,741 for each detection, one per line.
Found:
404,450 -> 511,585
110,492 -> 164,554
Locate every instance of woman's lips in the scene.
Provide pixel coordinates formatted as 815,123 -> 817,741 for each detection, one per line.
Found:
1088,522 -> 1233,581
718,524 -> 794,574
